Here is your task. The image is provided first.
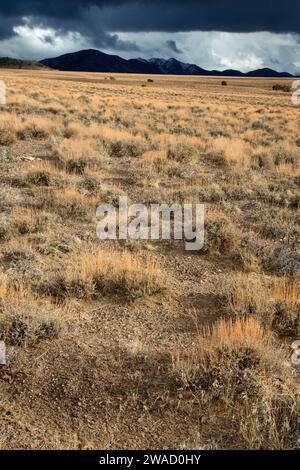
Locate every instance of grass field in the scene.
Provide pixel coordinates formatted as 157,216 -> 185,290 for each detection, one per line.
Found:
0,69 -> 299,449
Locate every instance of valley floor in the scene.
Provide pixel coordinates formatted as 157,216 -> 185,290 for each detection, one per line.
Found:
0,70 -> 299,449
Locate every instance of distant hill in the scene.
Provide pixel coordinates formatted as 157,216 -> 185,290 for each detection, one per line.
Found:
0,57 -> 48,70
245,68 -> 292,78
40,49 -> 294,77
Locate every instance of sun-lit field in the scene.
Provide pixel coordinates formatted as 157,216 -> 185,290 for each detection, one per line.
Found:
0,69 -> 299,449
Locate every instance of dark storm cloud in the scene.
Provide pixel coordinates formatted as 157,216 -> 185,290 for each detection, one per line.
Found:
0,1 -> 300,38
0,14 -> 23,39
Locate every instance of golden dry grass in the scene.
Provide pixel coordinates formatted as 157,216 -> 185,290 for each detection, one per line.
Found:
65,248 -> 165,298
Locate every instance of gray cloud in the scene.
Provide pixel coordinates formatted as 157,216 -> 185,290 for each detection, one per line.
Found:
166,40 -> 182,54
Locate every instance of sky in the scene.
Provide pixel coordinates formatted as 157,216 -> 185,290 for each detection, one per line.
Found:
0,0 -> 300,73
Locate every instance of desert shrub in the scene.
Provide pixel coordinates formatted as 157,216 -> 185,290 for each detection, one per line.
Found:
26,171 -> 52,186
15,220 -> 33,235
166,165 -> 184,178
35,234 -> 81,255
38,274 -> 94,301
273,146 -> 298,166
231,249 -> 262,273
57,198 -> 88,221
198,184 -> 225,202
167,143 -> 196,163
259,220 -> 286,241
108,140 -> 147,158
206,150 -> 227,166
204,215 -> 242,255
167,187 -> 199,205
65,159 -> 87,175
33,211 -> 58,233
254,151 -> 274,170
256,211 -> 299,248
0,219 -> 12,242
225,185 -> 254,201
252,120 -> 265,130
0,187 -> 19,213
108,140 -> 125,158
264,245 -> 300,276
271,301 -> 300,337
0,127 -> 16,146
13,209 -> 55,236
152,156 -> 168,175
1,248 -> 44,283
17,123 -> 49,140
0,301 -> 62,346
4,210 -> 48,238
100,188 -> 129,208
2,248 -> 37,268
63,122 -> 83,139
272,84 -> 291,92
45,189 -> 91,222
289,194 -> 300,209
78,175 -> 101,194
221,80 -> 227,86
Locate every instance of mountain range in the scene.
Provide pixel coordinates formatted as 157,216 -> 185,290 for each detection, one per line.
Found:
40,49 -> 294,77
0,49 -> 294,77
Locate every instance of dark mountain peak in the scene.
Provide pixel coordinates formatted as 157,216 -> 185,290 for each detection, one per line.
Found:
149,57 -> 208,74
41,49 -> 157,73
165,58 -> 182,64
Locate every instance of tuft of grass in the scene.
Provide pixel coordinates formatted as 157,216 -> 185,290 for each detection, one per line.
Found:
212,137 -> 252,174
270,278 -> 300,337
225,274 -> 270,318
43,249 -> 165,300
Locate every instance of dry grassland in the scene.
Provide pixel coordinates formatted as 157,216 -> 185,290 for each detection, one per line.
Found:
0,69 -> 299,449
